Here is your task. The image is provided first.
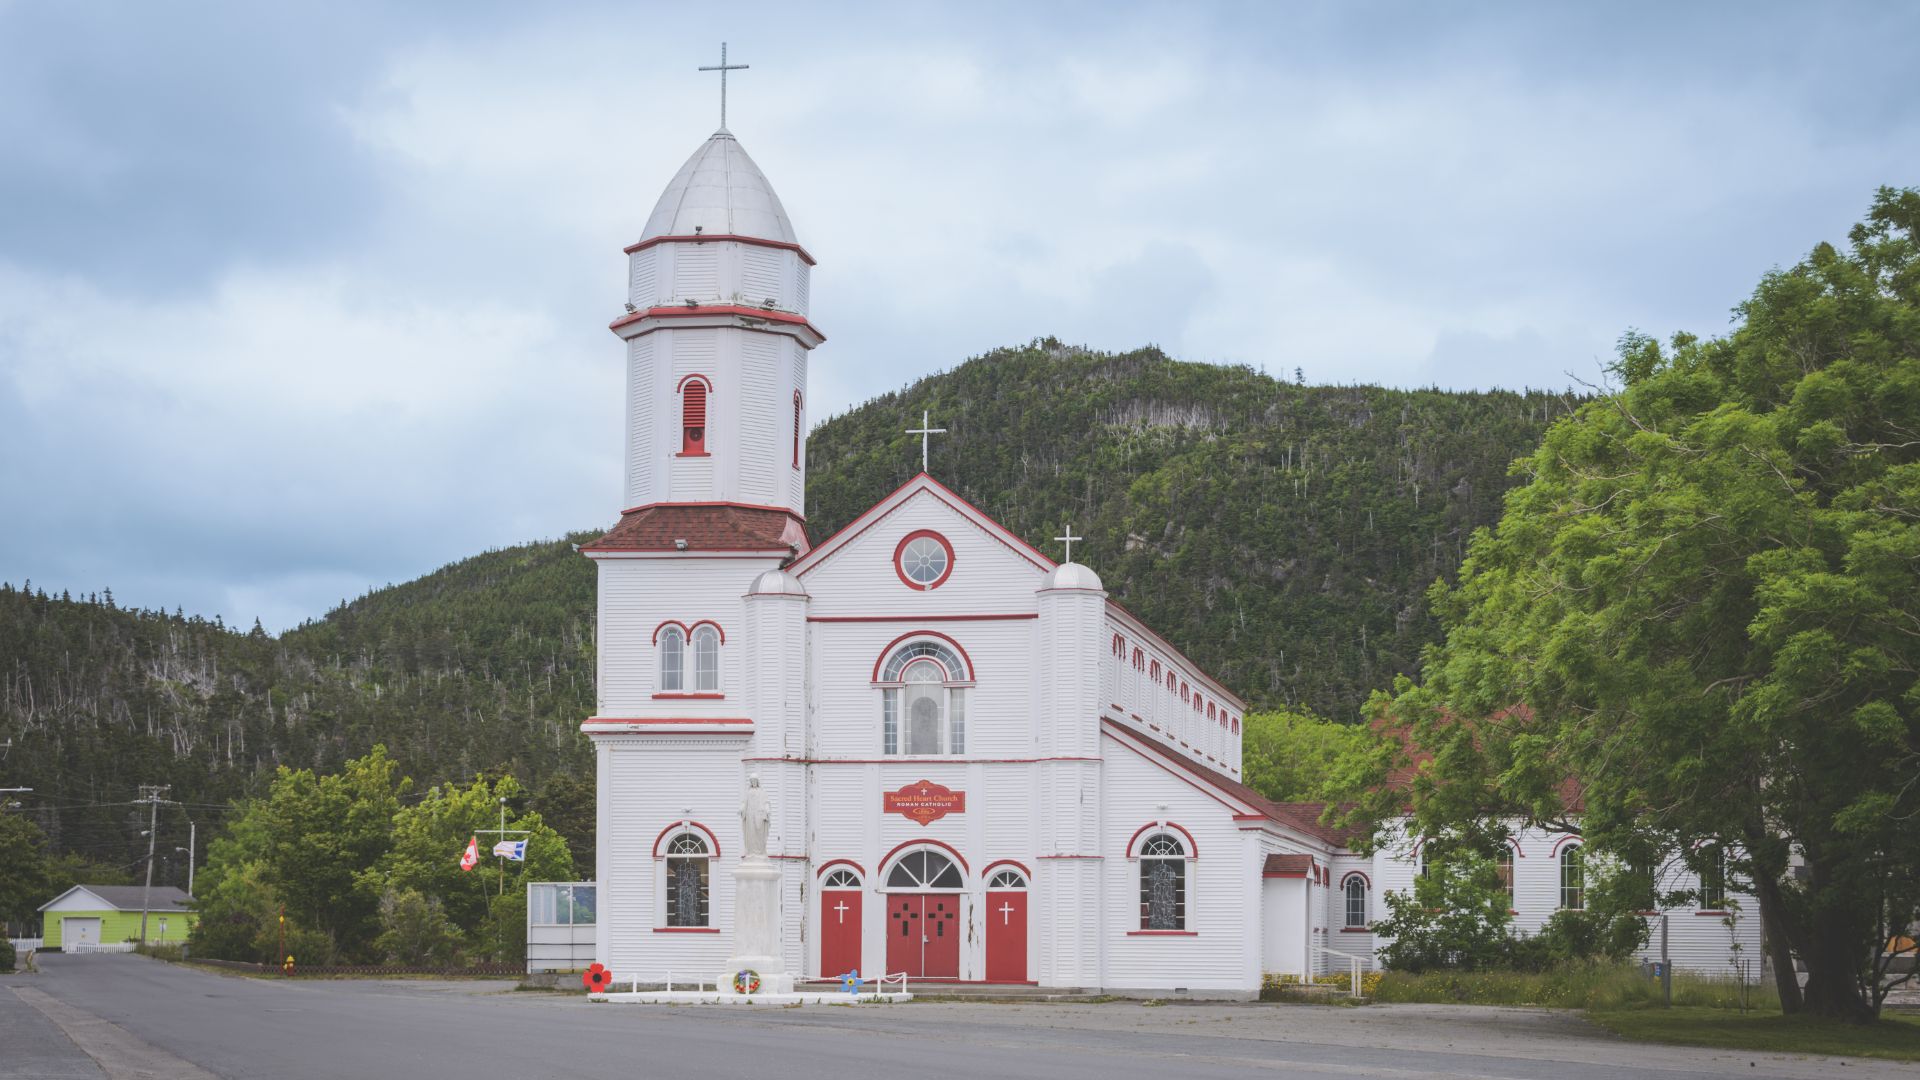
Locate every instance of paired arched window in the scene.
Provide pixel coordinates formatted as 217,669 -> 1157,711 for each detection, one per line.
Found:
1138,833 -> 1188,930
657,623 -> 722,692
664,831 -> 711,927
879,639 -> 969,755
680,376 -> 710,455
1559,843 -> 1585,910
1343,874 -> 1368,928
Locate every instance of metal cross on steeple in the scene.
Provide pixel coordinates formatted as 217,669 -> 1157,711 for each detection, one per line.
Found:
1055,525 -> 1083,564
906,410 -> 946,473
698,42 -> 749,129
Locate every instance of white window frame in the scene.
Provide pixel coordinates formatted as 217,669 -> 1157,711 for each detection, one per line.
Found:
661,830 -> 713,928
877,641 -> 971,756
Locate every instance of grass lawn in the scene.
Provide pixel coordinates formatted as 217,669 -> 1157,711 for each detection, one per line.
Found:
1588,1007 -> 1920,1062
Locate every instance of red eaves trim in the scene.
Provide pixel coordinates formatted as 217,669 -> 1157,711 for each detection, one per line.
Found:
739,756 -> 1099,765
808,614 -> 1038,623
586,717 -> 752,725
609,304 -> 825,342
618,499 -> 804,520
623,232 -> 817,266
791,473 -> 1055,579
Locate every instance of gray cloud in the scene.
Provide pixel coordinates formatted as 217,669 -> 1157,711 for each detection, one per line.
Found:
2,0 -> 1916,630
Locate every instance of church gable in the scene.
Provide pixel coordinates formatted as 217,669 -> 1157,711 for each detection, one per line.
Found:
794,475 -> 1053,617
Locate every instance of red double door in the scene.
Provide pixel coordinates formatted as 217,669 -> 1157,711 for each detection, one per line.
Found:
886,894 -> 960,978
821,887 -> 863,978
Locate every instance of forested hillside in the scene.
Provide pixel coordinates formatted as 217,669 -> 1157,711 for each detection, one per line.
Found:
0,342 -> 1578,876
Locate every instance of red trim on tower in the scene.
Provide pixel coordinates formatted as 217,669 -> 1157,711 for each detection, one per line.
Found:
879,838 -> 970,875
870,630 -> 975,683
893,529 -> 956,591
623,232 -> 817,266
609,304 -> 825,342
618,499 -> 806,519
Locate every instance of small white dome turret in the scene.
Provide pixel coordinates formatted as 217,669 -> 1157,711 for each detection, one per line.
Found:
748,568 -> 809,597
1041,562 -> 1104,592
641,130 -> 799,246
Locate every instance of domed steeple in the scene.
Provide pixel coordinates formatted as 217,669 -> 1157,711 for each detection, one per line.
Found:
640,130 -> 799,247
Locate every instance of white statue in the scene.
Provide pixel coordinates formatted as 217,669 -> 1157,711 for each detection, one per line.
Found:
742,774 -> 771,859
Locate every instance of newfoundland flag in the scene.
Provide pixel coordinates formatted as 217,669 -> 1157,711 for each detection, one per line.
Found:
492,840 -> 527,861
459,835 -> 479,872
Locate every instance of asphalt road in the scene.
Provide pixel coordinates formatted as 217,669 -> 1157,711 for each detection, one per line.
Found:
1,953 -> 1900,1080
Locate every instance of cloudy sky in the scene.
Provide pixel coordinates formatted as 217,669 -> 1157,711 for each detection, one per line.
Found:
3,1 -> 1916,631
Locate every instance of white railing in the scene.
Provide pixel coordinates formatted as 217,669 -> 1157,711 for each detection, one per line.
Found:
65,942 -> 138,955
875,970 -> 909,997
657,970 -> 716,994
10,937 -> 43,953
1313,943 -> 1376,998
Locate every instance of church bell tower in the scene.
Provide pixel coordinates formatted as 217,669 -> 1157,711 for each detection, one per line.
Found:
608,128 -> 823,532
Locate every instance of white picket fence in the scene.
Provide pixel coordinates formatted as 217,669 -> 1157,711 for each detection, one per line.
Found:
9,937 -> 44,953
63,942 -> 138,954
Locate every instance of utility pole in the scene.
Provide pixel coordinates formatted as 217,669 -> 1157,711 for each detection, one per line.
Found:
175,817 -> 196,897
137,786 -> 172,945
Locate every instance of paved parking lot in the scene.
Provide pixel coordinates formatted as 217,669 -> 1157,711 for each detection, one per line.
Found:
3,953 -> 1904,1080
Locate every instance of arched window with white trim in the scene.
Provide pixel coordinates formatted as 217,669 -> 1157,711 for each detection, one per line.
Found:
658,626 -> 685,692
1497,845 -> 1516,908
1343,874 -> 1368,928
691,625 -> 720,692
1138,834 -> 1188,930
664,832 -> 711,927
823,868 -> 861,888
886,850 -> 963,890
878,639 -> 969,755
988,869 -> 1027,889
1560,843 -> 1585,910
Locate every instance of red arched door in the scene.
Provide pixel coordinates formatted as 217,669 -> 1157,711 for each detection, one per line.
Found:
820,869 -> 863,978
985,868 -> 1028,982
883,850 -> 964,978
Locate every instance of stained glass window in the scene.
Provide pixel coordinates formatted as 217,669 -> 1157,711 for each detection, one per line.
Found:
1139,834 -> 1186,930
666,832 -> 710,927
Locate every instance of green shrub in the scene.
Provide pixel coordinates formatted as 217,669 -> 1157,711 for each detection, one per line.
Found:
1374,961 -> 1779,1011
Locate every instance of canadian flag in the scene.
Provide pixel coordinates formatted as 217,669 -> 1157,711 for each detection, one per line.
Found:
459,836 -> 479,872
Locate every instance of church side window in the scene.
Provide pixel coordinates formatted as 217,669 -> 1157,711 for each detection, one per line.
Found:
665,832 -> 711,927
691,625 -> 721,692
680,376 -> 710,456
1497,846 -> 1516,909
879,640 -> 969,755
1343,874 -> 1368,928
1560,844 -> 1585,910
1698,845 -> 1728,911
658,626 -> 685,692
1139,834 -> 1187,931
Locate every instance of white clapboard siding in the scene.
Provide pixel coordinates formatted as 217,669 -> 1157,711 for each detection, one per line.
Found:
795,262 -> 810,315
629,249 -> 659,308
672,245 -> 720,302
625,336 -> 656,508
738,332 -> 780,504
740,246 -> 783,306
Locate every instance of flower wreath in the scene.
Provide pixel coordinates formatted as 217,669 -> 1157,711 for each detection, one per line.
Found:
583,963 -> 612,992
732,969 -> 762,995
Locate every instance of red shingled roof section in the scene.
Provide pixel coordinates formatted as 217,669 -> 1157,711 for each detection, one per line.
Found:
1107,718 -> 1357,846
581,504 -> 810,555
1263,854 -> 1313,875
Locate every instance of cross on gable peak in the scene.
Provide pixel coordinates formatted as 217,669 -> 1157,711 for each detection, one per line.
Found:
906,409 -> 946,474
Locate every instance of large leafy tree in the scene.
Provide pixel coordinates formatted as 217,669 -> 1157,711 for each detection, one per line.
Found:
1367,189 -> 1920,1021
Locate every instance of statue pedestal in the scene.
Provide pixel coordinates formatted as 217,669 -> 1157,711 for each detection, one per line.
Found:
717,857 -> 794,995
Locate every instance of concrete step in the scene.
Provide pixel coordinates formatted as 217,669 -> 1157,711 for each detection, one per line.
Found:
802,981 -> 1098,1002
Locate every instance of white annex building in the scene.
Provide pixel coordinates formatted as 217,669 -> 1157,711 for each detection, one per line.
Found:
582,118 -> 1761,996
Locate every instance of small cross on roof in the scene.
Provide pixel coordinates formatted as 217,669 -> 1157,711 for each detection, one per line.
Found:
1055,525 -> 1083,563
906,409 -> 946,473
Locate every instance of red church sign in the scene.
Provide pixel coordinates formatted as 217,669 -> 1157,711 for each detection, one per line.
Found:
884,780 -> 965,826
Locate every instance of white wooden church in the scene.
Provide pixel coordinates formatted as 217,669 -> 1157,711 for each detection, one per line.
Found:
582,114 -> 1759,996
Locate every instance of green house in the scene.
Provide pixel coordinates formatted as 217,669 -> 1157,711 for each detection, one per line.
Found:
39,885 -> 196,951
